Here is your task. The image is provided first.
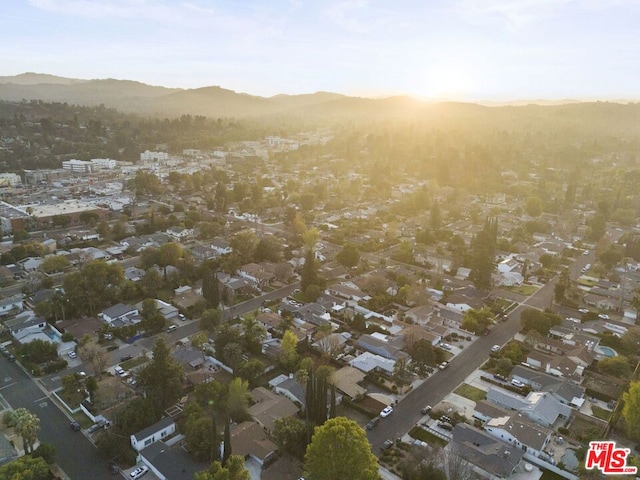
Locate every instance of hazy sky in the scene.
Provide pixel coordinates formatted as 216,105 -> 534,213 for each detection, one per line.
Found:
3,0 -> 640,100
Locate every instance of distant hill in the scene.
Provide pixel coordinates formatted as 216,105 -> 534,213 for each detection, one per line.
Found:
0,72 -> 637,119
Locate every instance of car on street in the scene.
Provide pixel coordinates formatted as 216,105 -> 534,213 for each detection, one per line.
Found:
511,379 -> 525,388
438,361 -> 449,370
130,466 -> 149,479
68,351 -> 77,359
380,406 -> 394,418
365,417 -> 380,430
421,405 -> 432,415
583,250 -> 590,255
598,313 -> 610,320
579,308 -> 589,314
380,439 -> 394,451
70,421 -> 81,431
491,345 -> 500,353
178,313 -> 186,321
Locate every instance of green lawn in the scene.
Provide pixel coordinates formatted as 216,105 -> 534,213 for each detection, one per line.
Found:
591,405 -> 612,421
454,383 -> 487,402
507,285 -> 539,296
120,356 -> 148,370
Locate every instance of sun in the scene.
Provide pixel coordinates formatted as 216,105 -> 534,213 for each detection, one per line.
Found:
409,62 -> 476,100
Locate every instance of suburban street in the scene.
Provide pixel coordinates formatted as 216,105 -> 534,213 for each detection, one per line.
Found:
367,250 -> 594,452
0,355 -> 114,480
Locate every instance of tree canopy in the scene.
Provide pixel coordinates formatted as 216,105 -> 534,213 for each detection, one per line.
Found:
137,338 -> 184,411
304,417 -> 379,480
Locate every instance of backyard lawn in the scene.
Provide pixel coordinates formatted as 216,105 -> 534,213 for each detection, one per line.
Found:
590,405 -> 612,421
507,285 -> 539,296
454,383 -> 487,402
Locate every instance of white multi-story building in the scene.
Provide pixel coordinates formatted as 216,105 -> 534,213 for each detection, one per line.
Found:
91,158 -> 117,169
0,173 -> 22,187
140,150 -> 169,163
62,159 -> 93,173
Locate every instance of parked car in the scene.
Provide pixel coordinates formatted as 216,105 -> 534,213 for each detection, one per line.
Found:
88,423 -> 104,434
421,405 -> 432,415
68,351 -> 77,359
167,325 -> 177,333
178,313 -> 186,321
438,422 -> 453,431
120,355 -> 134,362
578,308 -> 589,314
114,366 -> 126,376
598,313 -> 610,320
511,379 -> 525,388
438,361 -> 449,370
491,345 -> 500,353
380,406 -> 394,418
380,439 -> 394,451
365,417 -> 380,430
70,421 -> 81,431
130,466 -> 149,479
439,343 -> 452,350
494,373 -> 507,382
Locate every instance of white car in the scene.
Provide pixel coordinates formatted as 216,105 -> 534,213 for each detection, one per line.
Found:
511,379 -> 525,388
578,308 -> 589,314
380,406 -> 394,418
598,313 -> 610,320
439,343 -> 452,350
68,351 -> 77,359
491,345 -> 500,353
130,466 -> 149,479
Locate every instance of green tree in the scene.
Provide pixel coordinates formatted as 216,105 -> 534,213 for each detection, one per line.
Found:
201,308 -> 221,332
336,244 -> 360,268
301,249 -> 322,293
195,455 -> 250,480
622,381 -> 640,441
227,378 -> 251,421
255,235 -> 283,262
62,259 -> 125,316
241,316 -> 266,355
137,338 -> 184,411
223,417 -> 232,466
304,417 -> 379,480
32,442 -> 56,464
202,263 -> 220,306
525,196 -> 543,217
185,413 -> 217,462
5,408 -> 40,454
520,308 -> 562,335
0,455 -> 49,480
237,358 -> 265,387
230,230 -> 259,264
469,217 -> 497,290
158,242 -> 183,279
40,255 -> 70,273
280,330 -> 299,372
142,268 -> 163,297
598,356 -> 631,378
461,307 -> 494,335
273,416 -> 308,459
392,357 -> 412,391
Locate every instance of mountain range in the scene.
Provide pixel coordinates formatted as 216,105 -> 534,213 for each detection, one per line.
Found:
0,72 -> 636,120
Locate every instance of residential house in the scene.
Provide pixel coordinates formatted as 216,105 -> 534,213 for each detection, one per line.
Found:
0,265 -> 13,284
295,302 -> 332,327
18,256 -> 43,272
124,266 -> 146,282
473,400 -> 511,423
269,374 -> 306,407
510,365 -> 585,407
136,299 -> 179,322
486,387 -> 572,427
5,311 -> 48,342
211,238 -> 232,256
400,324 -> 441,347
173,285 -> 203,310
483,412 -> 553,459
248,387 -> 299,434
99,303 -> 140,326
166,227 -> 194,241
349,351 -> 395,375
138,441 -> 197,480
332,366 -> 367,400
448,424 -> 525,479
230,421 -> 278,467
238,262 -> 275,290
173,345 -> 206,371
313,332 -> 349,357
130,417 -> 176,452
0,294 -> 24,317
357,333 -> 408,361
256,312 -> 285,332
190,244 -> 216,263
404,304 -> 435,325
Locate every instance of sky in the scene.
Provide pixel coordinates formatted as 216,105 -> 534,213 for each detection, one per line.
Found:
2,0 -> 640,101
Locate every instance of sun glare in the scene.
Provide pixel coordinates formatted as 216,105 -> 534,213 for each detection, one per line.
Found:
410,62 -> 475,100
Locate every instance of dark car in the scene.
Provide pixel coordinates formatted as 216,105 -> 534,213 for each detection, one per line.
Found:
495,373 -> 507,382
421,405 -> 432,415
120,355 -> 134,362
438,422 -> 453,431
365,417 -> 380,430
7,354 -> 15,362
70,421 -> 81,431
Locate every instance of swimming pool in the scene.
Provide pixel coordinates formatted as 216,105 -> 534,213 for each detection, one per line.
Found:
596,346 -> 618,357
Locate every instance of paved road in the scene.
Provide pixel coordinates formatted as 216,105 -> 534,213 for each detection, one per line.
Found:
367,251 -> 586,452
0,355 -> 114,480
